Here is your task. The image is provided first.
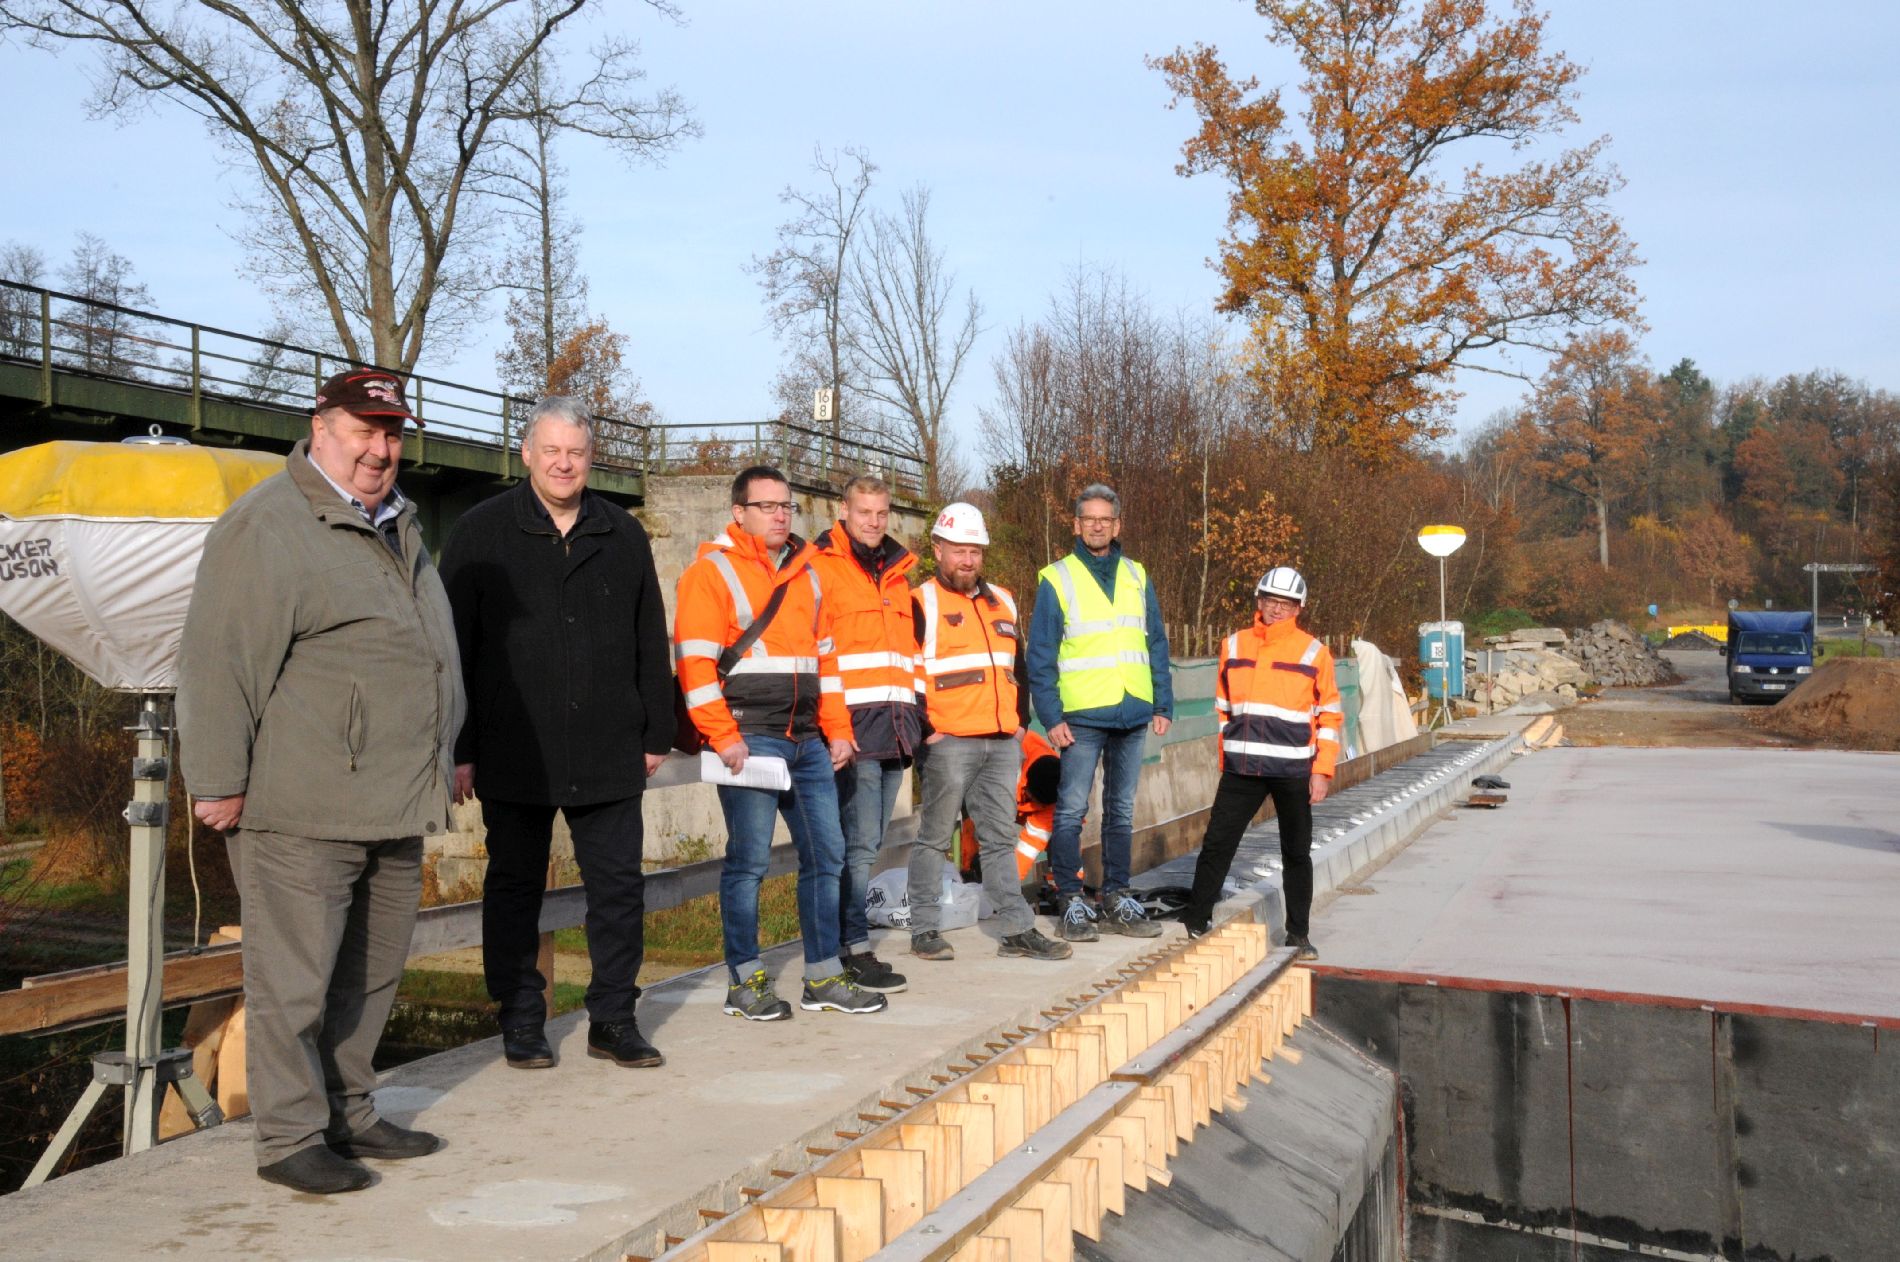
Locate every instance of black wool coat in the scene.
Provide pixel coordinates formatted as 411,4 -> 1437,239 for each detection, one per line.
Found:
439,480 -> 675,806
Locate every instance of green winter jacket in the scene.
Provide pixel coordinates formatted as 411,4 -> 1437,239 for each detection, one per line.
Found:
178,440 -> 465,841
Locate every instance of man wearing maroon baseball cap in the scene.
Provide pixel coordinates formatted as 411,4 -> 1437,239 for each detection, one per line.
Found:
179,362 -> 462,1194
303,369 -> 420,553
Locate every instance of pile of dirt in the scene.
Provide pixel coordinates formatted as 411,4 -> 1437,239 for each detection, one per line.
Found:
1755,659 -> 1900,750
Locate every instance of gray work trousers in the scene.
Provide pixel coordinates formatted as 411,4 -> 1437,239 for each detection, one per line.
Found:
909,735 -> 1034,937
228,830 -> 423,1166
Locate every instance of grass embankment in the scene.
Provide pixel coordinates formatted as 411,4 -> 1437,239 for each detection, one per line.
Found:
1817,638 -> 1885,658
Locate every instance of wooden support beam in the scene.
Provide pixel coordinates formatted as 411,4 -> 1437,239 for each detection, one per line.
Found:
0,945 -> 242,1037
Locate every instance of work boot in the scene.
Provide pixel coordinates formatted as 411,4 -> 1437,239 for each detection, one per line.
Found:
587,1018 -> 663,1067
1286,933 -> 1319,961
723,968 -> 793,1022
501,1023 -> 554,1069
259,1146 -> 372,1194
1100,890 -> 1164,938
998,927 -> 1072,960
324,1118 -> 442,1161
801,973 -> 889,1014
910,930 -> 955,961
1059,893 -> 1099,942
843,950 -> 909,993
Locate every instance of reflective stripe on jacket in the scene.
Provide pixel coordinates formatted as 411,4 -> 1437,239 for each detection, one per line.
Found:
1038,552 -> 1154,714
1216,616 -> 1343,779
916,577 -> 1020,737
674,525 -> 850,752
809,523 -> 921,760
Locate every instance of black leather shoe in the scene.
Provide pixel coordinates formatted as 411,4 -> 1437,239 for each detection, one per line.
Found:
326,1118 -> 443,1160
587,1018 -> 663,1067
259,1145 -> 371,1194
502,1023 -> 555,1068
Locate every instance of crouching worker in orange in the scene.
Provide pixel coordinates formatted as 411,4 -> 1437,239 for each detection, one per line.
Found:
1012,729 -> 1085,884
1183,567 -> 1341,960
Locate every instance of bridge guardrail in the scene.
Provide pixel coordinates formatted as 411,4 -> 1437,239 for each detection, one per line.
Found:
0,279 -> 928,491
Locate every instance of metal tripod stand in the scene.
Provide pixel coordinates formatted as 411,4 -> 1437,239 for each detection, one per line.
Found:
25,695 -> 223,1187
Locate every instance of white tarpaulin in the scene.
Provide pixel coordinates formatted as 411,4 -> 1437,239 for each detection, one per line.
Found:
0,518 -> 221,690
0,440 -> 284,690
1352,638 -> 1420,752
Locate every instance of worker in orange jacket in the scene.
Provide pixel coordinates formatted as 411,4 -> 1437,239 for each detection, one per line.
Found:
674,465 -> 885,1022
1183,567 -> 1342,960
809,473 -> 920,996
908,503 -> 1070,964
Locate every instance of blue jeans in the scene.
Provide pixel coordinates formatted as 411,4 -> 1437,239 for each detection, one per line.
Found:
1048,723 -> 1148,897
716,733 -> 846,984
836,756 -> 906,953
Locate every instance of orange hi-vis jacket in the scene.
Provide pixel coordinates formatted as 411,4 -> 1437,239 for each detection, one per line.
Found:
674,525 -> 851,753
809,523 -> 922,760
1216,615 -> 1344,779
915,576 -> 1021,738
1014,728 -> 1072,881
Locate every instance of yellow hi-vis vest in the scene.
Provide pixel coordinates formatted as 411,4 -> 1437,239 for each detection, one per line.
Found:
1039,552 -> 1154,713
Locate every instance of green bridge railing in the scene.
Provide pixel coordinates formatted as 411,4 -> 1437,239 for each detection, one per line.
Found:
0,278 -> 926,494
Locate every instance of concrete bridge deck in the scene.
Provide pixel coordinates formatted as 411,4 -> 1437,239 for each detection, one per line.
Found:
0,737 -> 1520,1260
1312,745 -> 1900,1020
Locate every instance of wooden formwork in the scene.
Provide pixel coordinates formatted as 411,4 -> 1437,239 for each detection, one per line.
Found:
649,921 -> 1314,1262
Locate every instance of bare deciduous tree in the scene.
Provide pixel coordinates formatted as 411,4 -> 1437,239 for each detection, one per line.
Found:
1,1 -> 694,371
488,31 -> 695,401
749,146 -> 877,437
58,231 -> 153,376
0,240 -> 48,358
847,186 -> 981,501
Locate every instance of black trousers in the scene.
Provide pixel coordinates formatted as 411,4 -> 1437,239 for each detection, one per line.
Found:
481,794 -> 646,1028
1187,772 -> 1314,936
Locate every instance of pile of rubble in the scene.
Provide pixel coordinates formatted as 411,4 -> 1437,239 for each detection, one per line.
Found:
1564,619 -> 1676,687
1463,620 -> 1673,714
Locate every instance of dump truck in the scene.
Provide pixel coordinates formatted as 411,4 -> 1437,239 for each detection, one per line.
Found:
1722,609 -> 1814,702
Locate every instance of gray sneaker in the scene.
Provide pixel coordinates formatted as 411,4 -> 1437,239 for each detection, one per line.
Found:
801,973 -> 889,1014
910,930 -> 955,961
1059,893 -> 1099,942
1287,933 -> 1319,961
723,968 -> 792,1022
1101,891 -> 1164,938
998,927 -> 1073,960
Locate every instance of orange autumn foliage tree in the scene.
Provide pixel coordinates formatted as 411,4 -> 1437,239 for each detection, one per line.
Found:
1674,508 -> 1754,606
1153,0 -> 1639,461
1515,329 -> 1658,570
1195,478 -> 1303,625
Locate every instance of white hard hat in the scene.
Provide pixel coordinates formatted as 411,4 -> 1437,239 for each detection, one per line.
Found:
931,501 -> 989,546
1256,566 -> 1307,604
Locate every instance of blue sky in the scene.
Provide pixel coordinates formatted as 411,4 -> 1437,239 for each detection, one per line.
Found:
2,1 -> 1895,457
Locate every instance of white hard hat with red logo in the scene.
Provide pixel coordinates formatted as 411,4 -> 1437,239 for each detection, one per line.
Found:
932,501 -> 989,546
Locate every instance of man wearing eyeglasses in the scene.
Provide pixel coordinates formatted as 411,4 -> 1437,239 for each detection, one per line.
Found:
675,465 -> 886,1020
1181,567 -> 1339,961
1025,483 -> 1173,942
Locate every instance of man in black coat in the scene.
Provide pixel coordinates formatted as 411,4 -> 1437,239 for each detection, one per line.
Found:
439,396 -> 675,1069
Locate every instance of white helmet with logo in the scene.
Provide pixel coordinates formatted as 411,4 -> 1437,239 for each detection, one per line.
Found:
1256,566 -> 1308,604
932,501 -> 990,546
